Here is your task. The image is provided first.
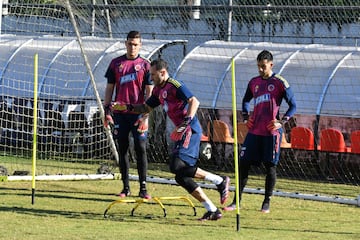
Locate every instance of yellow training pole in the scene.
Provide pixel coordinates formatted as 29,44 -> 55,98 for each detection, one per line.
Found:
31,53 -> 38,205
231,57 -> 240,231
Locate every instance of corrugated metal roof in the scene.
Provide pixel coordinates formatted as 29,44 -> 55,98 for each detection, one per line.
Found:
174,40 -> 360,117
0,34 -> 187,100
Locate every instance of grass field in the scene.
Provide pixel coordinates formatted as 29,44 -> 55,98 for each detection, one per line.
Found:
1,163 -> 359,240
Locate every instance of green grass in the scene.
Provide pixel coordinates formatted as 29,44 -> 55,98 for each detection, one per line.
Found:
1,174 -> 359,240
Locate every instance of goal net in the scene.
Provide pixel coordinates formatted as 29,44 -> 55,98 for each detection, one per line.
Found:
0,1 -> 359,203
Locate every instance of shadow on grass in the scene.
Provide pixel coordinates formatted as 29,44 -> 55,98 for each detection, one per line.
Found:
1,204 -> 357,237
0,205 -> 104,220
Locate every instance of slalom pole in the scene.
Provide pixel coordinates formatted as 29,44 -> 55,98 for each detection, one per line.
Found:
231,57 -> 240,231
31,53 -> 39,205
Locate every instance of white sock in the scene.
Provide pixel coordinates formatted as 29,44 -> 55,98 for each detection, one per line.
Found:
202,201 -> 217,212
204,173 -> 223,185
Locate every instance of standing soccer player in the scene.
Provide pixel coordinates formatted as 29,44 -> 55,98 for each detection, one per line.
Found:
113,58 -> 230,221
103,31 -> 153,199
223,50 -> 296,213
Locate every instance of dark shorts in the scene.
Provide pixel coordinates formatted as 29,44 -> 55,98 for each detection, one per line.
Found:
112,113 -> 148,141
240,129 -> 283,166
172,129 -> 201,167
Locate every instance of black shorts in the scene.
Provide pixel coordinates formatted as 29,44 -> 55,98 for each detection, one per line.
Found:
240,129 -> 282,166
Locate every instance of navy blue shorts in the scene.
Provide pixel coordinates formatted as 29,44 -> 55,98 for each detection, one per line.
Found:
240,129 -> 283,166
172,129 -> 200,167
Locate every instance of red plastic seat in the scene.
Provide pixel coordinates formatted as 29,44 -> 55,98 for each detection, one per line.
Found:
290,126 -> 315,150
350,130 -> 360,154
319,128 -> 351,153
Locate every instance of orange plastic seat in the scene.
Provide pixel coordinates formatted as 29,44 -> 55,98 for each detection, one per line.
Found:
319,128 -> 351,153
290,126 -> 315,150
207,120 -> 234,143
281,132 -> 292,148
236,122 -> 248,144
201,133 -> 209,142
350,130 -> 360,154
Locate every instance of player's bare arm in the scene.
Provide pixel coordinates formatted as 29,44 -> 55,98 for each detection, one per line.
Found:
186,96 -> 200,118
104,83 -> 115,106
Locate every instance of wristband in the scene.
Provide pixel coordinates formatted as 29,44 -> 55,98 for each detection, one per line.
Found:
184,116 -> 192,125
104,104 -> 111,115
281,116 -> 290,126
281,116 -> 290,122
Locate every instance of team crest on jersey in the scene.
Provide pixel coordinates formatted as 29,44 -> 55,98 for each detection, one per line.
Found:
255,85 -> 259,93
162,90 -> 168,99
118,64 -> 123,72
134,64 -> 141,71
268,84 -> 275,92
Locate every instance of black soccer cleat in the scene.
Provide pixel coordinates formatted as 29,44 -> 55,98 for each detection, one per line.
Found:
261,200 -> 270,213
116,188 -> 131,198
198,209 -> 222,221
138,189 -> 151,200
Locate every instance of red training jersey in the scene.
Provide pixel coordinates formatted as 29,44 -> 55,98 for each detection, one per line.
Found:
105,54 -> 151,110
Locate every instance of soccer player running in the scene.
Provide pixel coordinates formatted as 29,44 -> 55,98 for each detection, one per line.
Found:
113,58 -> 230,221
103,31 -> 153,199
223,50 -> 296,213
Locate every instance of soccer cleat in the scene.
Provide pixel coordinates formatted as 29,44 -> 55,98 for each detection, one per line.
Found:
138,190 -> 151,200
261,200 -> 270,213
217,176 -> 230,205
116,188 -> 130,198
198,209 -> 222,221
222,202 -> 236,211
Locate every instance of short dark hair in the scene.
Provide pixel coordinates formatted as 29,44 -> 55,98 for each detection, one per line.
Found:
257,50 -> 273,62
127,30 -> 141,40
151,58 -> 168,71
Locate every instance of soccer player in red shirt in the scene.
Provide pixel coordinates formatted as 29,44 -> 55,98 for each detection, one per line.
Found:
113,58 -> 230,221
224,50 -> 296,213
103,31 -> 153,199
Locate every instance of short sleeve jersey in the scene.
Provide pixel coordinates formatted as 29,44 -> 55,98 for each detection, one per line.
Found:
146,78 -> 201,132
244,74 -> 290,136
105,54 -> 151,107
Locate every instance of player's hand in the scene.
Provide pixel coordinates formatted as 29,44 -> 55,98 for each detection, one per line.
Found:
266,119 -> 283,132
134,115 -> 148,133
170,125 -> 192,148
177,116 -> 192,132
103,104 -> 114,129
170,116 -> 192,148
111,102 -> 128,111
104,114 -> 114,129
245,117 -> 254,129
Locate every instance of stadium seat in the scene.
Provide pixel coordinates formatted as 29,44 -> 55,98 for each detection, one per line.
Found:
236,122 -> 248,145
201,133 -> 209,142
207,120 -> 234,169
319,128 -> 351,180
319,128 -> 351,153
207,120 -> 234,144
290,126 -> 315,150
281,132 -> 292,148
350,130 -> 360,154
